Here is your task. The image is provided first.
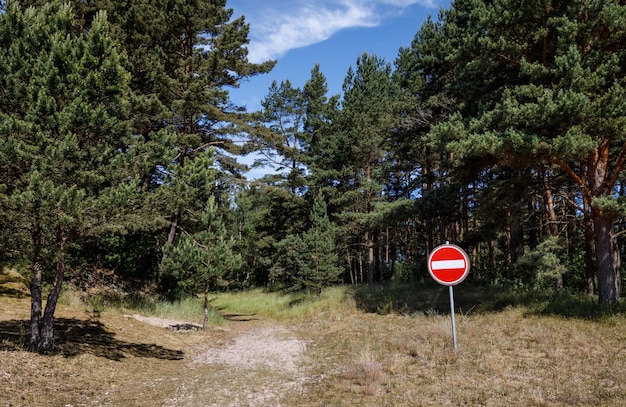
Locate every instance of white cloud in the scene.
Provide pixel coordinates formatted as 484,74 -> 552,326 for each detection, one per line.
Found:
377,0 -> 437,6
243,0 -> 439,63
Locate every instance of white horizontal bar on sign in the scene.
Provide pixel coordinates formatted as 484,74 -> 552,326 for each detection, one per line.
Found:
431,259 -> 465,270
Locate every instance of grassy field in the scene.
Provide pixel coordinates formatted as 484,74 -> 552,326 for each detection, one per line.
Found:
1,278 -> 626,406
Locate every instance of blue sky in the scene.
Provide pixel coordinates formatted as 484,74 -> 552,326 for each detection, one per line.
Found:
228,0 -> 450,111
225,0 -> 450,178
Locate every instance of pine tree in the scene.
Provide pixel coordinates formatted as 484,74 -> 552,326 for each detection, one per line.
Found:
302,64 -> 342,196
159,194 -> 241,329
272,193 -> 341,294
0,1 -> 154,351
414,0 -> 626,302
258,79 -> 308,193
333,53 -> 398,284
393,16 -> 462,256
129,0 -> 275,249
19,0 -> 277,264
300,193 -> 343,294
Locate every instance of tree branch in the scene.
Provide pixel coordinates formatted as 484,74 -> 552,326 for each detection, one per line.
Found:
554,155 -> 592,204
608,141 -> 626,192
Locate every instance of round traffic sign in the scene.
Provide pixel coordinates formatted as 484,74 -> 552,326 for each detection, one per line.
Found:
427,244 -> 470,286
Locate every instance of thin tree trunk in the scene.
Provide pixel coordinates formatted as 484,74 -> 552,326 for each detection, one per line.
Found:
489,239 -> 498,284
583,195 -> 596,295
425,217 -> 434,258
203,283 -> 210,330
358,250 -> 364,284
542,168 -> 562,289
39,226 -> 68,352
612,234 -> 621,296
160,211 -> 181,285
424,150 -> 434,255
347,251 -> 355,285
542,171 -> 559,236
29,263 -> 43,349
509,206 -> 524,263
30,225 -> 68,353
390,225 -> 397,281
29,220 -> 43,349
366,228 -> 374,285
375,230 -> 382,282
167,211 -> 180,245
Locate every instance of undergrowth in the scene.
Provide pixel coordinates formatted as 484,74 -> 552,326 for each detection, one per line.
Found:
57,279 -> 626,326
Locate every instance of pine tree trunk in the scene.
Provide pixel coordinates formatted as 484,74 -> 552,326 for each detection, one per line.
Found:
508,206 -> 524,263
366,228 -> 374,285
424,150 -> 434,255
358,251 -> 364,283
583,195 -> 596,295
541,169 -> 562,289
489,239 -> 498,284
390,225 -> 397,281
612,236 -> 621,296
29,222 -> 43,349
167,211 -> 180,245
30,225 -> 68,352
594,211 -> 619,303
203,283 -> 210,331
38,227 -> 67,352
542,169 -> 559,236
347,251 -> 355,285
425,217 -> 434,257
29,261 -> 43,349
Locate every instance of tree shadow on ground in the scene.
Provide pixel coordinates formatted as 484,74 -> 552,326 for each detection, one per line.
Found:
352,282 -> 626,320
211,304 -> 259,322
220,312 -> 259,322
0,317 -> 184,361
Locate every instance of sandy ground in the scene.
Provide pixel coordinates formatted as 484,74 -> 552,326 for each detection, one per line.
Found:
131,314 -> 204,331
131,314 -> 310,406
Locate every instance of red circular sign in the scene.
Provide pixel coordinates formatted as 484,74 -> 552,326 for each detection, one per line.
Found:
427,244 -> 470,286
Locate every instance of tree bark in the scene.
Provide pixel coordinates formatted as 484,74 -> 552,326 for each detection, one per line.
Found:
594,210 -> 619,303
541,169 -> 562,289
584,206 -> 596,295
508,206 -> 524,263
542,169 -> 559,236
30,224 -> 69,352
366,228 -> 374,285
612,234 -> 621,296
489,239 -> 498,284
167,211 -> 180,245
38,227 -> 67,352
203,283 -> 210,331
29,221 -> 43,349
29,261 -> 43,349
389,225 -> 397,281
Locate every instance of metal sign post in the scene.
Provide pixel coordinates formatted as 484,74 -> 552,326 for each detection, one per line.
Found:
449,285 -> 457,351
427,243 -> 470,352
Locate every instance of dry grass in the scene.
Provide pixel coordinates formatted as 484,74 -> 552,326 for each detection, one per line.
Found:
1,283 -> 626,406
0,267 -> 30,298
343,349 -> 385,396
296,303 -> 626,406
0,296 -> 226,407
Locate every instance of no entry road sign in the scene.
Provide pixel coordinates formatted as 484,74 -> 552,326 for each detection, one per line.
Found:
427,244 -> 470,286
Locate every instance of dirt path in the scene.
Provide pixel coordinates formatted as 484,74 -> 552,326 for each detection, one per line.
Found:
133,315 -> 311,406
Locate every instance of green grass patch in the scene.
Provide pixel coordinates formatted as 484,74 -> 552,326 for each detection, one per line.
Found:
152,296 -> 222,325
58,286 -> 222,326
352,281 -> 626,320
209,286 -> 357,321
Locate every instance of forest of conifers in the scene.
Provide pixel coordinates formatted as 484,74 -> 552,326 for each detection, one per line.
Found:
1,0 -> 625,349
